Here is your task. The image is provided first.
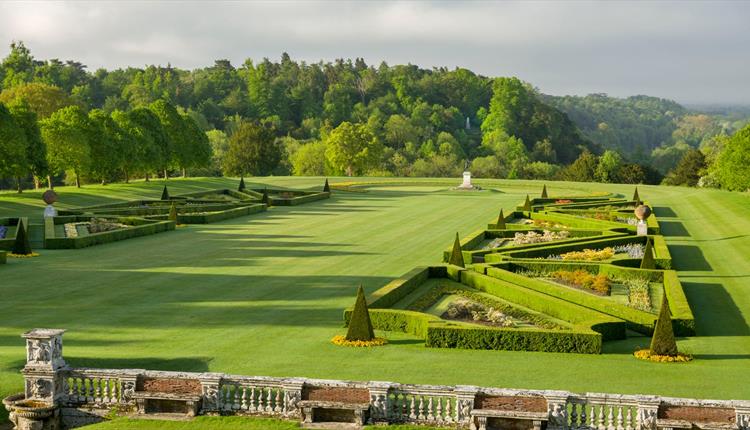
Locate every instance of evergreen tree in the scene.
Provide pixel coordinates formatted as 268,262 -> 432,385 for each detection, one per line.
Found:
448,233 -> 465,268
11,219 -> 32,255
633,187 -> 641,204
261,187 -> 269,205
541,184 -> 548,198
496,209 -> 506,229
238,176 -> 246,191
650,296 -> 678,356
323,178 -> 330,192
161,185 -> 170,200
523,194 -> 532,211
640,238 -> 655,269
345,285 -> 375,341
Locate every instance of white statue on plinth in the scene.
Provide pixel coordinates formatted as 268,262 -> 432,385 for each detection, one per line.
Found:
457,160 -> 474,189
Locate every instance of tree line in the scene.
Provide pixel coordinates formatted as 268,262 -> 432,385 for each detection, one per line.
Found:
1,41 -> 748,191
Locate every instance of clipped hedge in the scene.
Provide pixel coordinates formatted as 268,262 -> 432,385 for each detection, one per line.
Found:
269,191 -> 330,206
0,250 -> 6,264
44,217 -> 174,249
367,266 -> 432,308
344,308 -> 435,338
663,270 -> 695,336
175,203 -> 266,224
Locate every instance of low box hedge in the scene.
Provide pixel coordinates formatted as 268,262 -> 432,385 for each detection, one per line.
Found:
174,203 -> 266,224
44,216 -> 174,249
663,270 -> 695,336
0,250 -> 6,264
268,191 -> 330,206
368,266 -> 432,308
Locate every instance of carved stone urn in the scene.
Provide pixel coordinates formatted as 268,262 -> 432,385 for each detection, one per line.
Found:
634,205 -> 652,221
3,392 -> 59,430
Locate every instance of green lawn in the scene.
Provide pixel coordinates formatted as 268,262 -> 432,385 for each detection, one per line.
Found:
81,416 -> 447,430
1,177 -> 749,427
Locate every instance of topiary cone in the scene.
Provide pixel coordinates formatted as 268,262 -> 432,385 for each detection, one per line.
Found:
496,209 -> 506,230
650,296 -> 678,356
345,285 -> 375,341
11,219 -> 32,255
168,202 -> 178,223
640,237 -> 655,269
323,178 -> 330,193
633,187 -> 640,204
238,176 -> 246,191
523,194 -> 532,212
541,184 -> 548,198
261,187 -> 269,205
448,232 -> 465,268
161,185 -> 170,200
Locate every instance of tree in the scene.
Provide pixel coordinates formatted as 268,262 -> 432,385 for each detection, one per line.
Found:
0,82 -> 75,119
523,195 -> 532,211
345,285 -> 375,342
149,100 -> 185,176
448,233 -> 464,268
650,296 -> 678,356
223,121 -> 281,176
129,107 -> 171,180
181,113 -> 212,175
541,184 -> 548,198
595,150 -> 623,183
0,103 -> 29,190
712,124 -> 750,191
292,141 -> 328,176
559,151 -> 598,182
87,109 -> 122,184
663,149 -> 706,187
1,41 -> 36,88
238,176 -> 246,191
325,122 -> 383,176
633,187 -> 641,204
40,105 -> 91,188
161,185 -> 170,200
110,110 -> 141,183
323,178 -> 330,192
8,102 -> 47,189
11,219 -> 33,255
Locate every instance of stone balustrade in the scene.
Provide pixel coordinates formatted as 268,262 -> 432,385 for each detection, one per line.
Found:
4,329 -> 750,430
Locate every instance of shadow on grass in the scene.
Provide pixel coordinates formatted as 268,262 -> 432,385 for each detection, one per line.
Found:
667,244 -> 713,271
659,221 -> 690,237
691,354 -> 750,360
682,282 -> 750,336
3,356 -> 212,375
653,207 -> 677,217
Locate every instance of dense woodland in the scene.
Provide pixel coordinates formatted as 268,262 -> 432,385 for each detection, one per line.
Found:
1,41 -> 749,192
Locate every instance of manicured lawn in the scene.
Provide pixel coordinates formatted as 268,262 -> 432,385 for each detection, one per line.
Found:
1,177 -> 749,427
82,416 -> 447,429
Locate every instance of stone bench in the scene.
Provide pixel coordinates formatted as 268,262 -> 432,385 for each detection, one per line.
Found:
131,391 -> 201,417
471,409 -> 547,430
298,400 -> 370,428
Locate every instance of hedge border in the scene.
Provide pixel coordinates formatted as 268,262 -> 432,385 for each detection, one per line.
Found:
43,216 -> 175,249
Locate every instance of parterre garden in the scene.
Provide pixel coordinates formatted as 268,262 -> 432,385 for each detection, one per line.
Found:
1,176 -> 749,428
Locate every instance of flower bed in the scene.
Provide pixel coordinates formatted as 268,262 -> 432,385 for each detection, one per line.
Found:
550,269 -> 611,295
550,247 -> 615,261
633,349 -> 693,363
331,335 -> 387,347
443,298 -> 517,327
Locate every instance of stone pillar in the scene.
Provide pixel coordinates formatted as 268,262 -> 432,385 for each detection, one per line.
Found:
545,391 -> 570,430
199,373 -> 223,414
367,381 -> 393,424
281,378 -> 305,418
21,329 -> 67,404
119,373 -> 139,406
636,396 -> 661,430
737,405 -> 750,430
454,385 -> 478,428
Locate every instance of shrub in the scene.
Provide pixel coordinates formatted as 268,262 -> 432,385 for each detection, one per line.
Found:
238,176 -> 246,191
161,185 -> 170,200
168,203 -> 178,223
625,278 -> 652,311
496,209 -> 506,229
551,270 -> 610,295
641,238 -> 655,269
323,178 -> 330,192
11,220 -> 32,255
523,194 -> 532,211
449,233 -> 465,268
541,184 -> 548,198
633,187 -> 640,204
649,296 -> 678,356
261,188 -> 269,205
345,285 -> 375,341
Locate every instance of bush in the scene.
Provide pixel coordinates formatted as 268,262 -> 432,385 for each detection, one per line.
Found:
448,233 -> 465,268
323,178 -> 330,192
11,220 -> 32,255
650,296 -> 678,356
238,177 -> 246,191
161,185 -> 170,200
495,209 -> 506,230
541,184 -> 548,198
641,238 -> 655,269
168,202 -> 178,223
345,285 -> 375,341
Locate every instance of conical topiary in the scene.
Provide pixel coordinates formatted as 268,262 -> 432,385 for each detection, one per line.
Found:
261,187 -> 269,205
633,187 -> 640,204
323,178 -> 330,193
161,185 -> 170,200
238,176 -> 246,191
650,296 -> 678,356
541,184 -> 548,198
11,219 -> 32,255
640,238 -> 655,269
496,209 -> 506,229
345,285 -> 375,341
168,202 -> 178,223
448,233 -> 465,268
523,194 -> 532,212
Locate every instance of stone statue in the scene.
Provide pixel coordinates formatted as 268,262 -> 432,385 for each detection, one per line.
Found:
634,205 -> 651,236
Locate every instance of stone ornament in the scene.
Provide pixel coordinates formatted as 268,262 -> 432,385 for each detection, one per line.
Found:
634,205 -> 652,221
22,329 -> 66,371
42,190 -> 58,205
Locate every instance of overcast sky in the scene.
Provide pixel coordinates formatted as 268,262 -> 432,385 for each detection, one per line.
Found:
1,1 -> 748,105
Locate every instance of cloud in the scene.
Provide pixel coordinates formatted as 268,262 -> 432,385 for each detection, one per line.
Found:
0,0 -> 748,104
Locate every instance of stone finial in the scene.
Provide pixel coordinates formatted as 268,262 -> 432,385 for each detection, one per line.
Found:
22,329 -> 66,371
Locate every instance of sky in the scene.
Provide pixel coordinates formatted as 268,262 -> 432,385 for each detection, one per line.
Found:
1,1 -> 748,105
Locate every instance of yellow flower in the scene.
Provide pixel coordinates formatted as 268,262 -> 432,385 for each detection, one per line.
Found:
8,252 -> 41,258
331,335 -> 387,347
633,349 -> 692,363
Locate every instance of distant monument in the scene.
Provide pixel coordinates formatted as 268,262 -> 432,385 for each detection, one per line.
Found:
42,190 -> 58,218
465,117 -> 471,130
